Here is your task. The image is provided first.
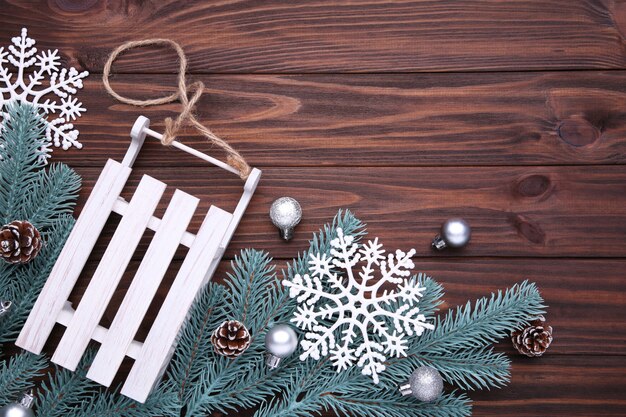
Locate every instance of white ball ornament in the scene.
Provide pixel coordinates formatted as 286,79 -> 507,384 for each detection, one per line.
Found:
432,218 -> 471,250
399,366 -> 444,402
0,390 -> 36,417
265,324 -> 298,369
270,197 -> 302,241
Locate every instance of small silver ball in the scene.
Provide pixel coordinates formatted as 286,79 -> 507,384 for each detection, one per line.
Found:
0,404 -> 36,417
441,218 -> 471,248
0,300 -> 11,317
409,366 -> 443,402
270,197 -> 302,241
265,324 -> 298,358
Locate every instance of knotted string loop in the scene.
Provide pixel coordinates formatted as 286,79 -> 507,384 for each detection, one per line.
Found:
102,39 -> 251,179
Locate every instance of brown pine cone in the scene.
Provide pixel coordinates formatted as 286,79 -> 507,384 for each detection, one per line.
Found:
211,320 -> 251,359
512,316 -> 553,357
0,221 -> 42,264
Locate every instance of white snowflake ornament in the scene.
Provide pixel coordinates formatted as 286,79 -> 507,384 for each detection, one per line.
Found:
0,28 -> 89,160
283,228 -> 434,383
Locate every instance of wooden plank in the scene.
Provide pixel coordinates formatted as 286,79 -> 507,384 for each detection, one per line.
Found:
15,159 -> 131,354
161,356 -> 626,417
2,1 -> 626,73
87,189 -> 199,387
122,206 -> 232,402
56,302 -> 143,360
48,72 -> 626,168
112,198 -> 196,248
70,165 -> 626,259
471,356 -> 626,416
67,258 -> 626,357
52,175 -> 166,372
202,168 -> 262,289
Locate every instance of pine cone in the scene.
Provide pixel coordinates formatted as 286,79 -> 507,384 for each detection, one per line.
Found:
211,320 -> 251,359
512,316 -> 553,357
0,221 -> 42,264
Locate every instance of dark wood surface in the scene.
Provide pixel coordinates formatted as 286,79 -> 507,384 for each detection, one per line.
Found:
3,0 -> 626,416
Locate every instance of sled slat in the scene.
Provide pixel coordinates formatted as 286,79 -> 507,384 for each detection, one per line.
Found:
87,190 -> 199,387
52,175 -> 166,371
16,159 -> 131,354
202,167 -> 262,286
57,302 -> 144,360
121,206 -> 232,402
112,197 -> 196,247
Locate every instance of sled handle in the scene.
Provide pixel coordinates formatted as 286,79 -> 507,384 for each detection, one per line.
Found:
123,116 -> 241,176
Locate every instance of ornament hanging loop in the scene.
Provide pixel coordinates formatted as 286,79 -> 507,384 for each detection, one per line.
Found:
102,39 -> 251,180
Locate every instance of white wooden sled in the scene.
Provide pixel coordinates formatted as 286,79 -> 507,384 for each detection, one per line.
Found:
16,116 -> 261,403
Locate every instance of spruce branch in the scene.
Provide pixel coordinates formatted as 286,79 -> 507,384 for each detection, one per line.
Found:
173,211 -> 365,417
411,281 -> 545,356
382,281 -> 544,391
324,390 -> 472,417
0,215 -> 74,342
37,352 -> 105,417
19,163 -> 80,229
0,102 -> 49,224
166,281 -> 227,404
407,347 -> 510,391
38,352 -> 180,417
0,351 -> 46,405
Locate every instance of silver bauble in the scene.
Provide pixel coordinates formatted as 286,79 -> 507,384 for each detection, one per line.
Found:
432,218 -> 471,250
270,197 -> 302,241
0,300 -> 11,317
265,324 -> 298,369
399,366 -> 443,402
0,390 -> 36,417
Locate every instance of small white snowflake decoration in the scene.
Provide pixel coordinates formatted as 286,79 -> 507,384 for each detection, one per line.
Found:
0,28 -> 89,159
283,228 -> 434,383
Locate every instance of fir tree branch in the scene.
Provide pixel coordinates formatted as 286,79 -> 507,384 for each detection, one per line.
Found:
175,211 -> 365,417
36,353 -> 102,417
63,389 -> 180,417
18,163 -> 81,229
0,215 -> 74,342
0,351 -> 46,405
381,281 -> 544,391
393,347 -> 511,391
165,282 -> 227,404
0,102 -> 48,224
324,390 -> 472,417
38,352 -> 180,417
411,281 -> 545,356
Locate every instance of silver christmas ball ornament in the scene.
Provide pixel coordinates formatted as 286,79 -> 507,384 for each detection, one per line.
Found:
0,389 -> 36,417
432,218 -> 471,250
265,324 -> 298,369
0,300 -> 11,317
399,366 -> 444,402
270,197 -> 302,241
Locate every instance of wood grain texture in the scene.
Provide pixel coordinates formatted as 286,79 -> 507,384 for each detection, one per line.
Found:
2,0 -> 626,73
60,258 -> 626,415
3,1 -> 626,415
49,72 -> 626,168
79,258 -> 626,357
471,356 -> 626,417
65,165 -> 626,259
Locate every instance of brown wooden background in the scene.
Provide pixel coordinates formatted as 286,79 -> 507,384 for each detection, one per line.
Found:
2,0 -> 626,415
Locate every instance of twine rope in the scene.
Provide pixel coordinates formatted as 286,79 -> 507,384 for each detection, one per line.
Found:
102,39 -> 251,179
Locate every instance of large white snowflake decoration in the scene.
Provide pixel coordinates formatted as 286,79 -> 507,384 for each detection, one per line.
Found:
0,28 -> 89,159
283,228 -> 435,383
